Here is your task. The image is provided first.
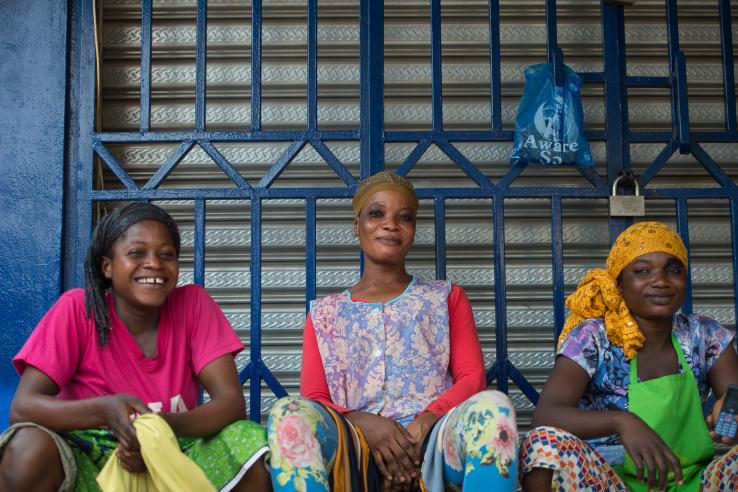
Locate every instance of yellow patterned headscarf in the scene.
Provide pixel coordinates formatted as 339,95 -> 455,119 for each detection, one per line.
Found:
558,221 -> 689,359
352,171 -> 418,218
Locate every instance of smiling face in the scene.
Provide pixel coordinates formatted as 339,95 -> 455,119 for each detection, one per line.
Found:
619,251 -> 687,327
355,189 -> 417,267
101,220 -> 179,319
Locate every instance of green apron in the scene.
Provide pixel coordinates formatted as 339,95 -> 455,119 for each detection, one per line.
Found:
614,335 -> 714,491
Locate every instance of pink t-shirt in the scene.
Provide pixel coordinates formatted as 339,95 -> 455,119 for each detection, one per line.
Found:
14,284 -> 243,413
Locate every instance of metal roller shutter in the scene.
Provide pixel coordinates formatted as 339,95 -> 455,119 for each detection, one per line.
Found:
97,0 -> 738,427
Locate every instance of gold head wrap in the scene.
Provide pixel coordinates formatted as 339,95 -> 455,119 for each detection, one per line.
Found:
352,171 -> 419,217
558,221 -> 689,359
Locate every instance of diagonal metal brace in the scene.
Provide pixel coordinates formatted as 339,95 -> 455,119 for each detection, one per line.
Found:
673,51 -> 691,154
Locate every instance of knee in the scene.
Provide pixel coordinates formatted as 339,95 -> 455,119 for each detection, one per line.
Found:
458,390 -> 517,429
522,426 -> 573,447
268,396 -> 312,429
449,390 -> 519,453
267,396 -> 322,442
0,427 -> 65,491
471,389 -> 515,412
519,427 -> 592,486
520,425 -> 579,459
266,397 -> 323,469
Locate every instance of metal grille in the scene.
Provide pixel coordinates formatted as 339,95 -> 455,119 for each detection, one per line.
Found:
66,0 -> 738,426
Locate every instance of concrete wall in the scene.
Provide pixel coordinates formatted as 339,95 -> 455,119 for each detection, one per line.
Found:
0,0 -> 68,429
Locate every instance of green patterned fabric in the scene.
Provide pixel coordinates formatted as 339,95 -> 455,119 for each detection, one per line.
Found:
181,419 -> 269,490
0,420 -> 268,492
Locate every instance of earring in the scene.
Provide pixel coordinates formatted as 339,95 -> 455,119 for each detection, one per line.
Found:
353,229 -> 358,237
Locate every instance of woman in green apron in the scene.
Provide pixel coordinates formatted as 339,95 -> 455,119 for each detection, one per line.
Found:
519,222 -> 738,491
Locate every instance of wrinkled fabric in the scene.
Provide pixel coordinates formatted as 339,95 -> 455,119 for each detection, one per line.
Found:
510,62 -> 593,166
310,278 -> 453,423
97,414 -> 215,492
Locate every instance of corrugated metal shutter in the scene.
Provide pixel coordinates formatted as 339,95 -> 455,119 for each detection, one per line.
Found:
98,0 -> 738,428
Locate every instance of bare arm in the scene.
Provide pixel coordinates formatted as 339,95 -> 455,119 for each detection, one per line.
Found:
10,365 -> 149,451
161,354 -> 246,438
532,355 -> 628,439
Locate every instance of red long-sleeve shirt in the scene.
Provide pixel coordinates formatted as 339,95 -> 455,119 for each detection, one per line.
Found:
299,283 -> 486,418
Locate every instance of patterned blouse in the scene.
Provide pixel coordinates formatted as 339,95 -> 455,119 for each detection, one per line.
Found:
310,278 -> 454,424
559,314 -> 735,449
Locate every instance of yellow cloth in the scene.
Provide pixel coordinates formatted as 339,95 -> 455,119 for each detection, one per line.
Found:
558,221 -> 688,359
96,414 -> 216,492
351,171 -> 418,218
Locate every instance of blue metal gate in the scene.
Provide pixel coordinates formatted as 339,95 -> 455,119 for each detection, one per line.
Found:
63,0 -> 738,421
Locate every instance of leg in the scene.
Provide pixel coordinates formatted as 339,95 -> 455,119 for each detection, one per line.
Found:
522,468 -> 554,491
701,444 -> 738,491
233,456 -> 273,492
520,426 -> 627,492
438,390 -> 518,491
267,396 -> 338,492
0,427 -> 66,492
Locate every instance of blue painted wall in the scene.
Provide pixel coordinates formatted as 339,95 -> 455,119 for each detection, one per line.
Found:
0,0 -> 69,429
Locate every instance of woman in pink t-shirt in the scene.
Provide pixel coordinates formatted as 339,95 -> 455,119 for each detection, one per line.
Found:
0,202 -> 270,492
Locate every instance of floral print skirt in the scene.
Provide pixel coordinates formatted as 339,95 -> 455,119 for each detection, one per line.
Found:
267,390 -> 518,492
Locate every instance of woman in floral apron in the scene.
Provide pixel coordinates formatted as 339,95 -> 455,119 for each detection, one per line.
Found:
520,221 -> 738,491
267,172 -> 519,491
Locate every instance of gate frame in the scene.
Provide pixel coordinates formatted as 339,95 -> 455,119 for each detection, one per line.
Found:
58,0 -> 738,420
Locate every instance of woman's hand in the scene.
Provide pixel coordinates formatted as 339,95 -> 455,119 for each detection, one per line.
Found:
706,395 -> 738,446
345,411 -> 419,491
406,411 -> 439,458
116,445 -> 147,473
95,394 -> 150,453
96,395 -> 151,473
614,411 -> 683,491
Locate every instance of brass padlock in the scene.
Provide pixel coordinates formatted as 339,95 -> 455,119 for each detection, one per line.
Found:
609,176 -> 645,216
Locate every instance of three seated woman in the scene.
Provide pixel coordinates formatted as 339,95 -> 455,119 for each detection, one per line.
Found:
1,173 -> 738,491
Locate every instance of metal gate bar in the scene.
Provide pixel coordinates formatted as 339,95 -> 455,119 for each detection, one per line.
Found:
65,0 -> 738,420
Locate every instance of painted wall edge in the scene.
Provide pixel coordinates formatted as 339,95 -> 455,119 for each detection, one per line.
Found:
0,0 -> 69,429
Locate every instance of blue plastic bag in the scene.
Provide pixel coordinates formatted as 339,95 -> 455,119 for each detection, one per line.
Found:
511,63 -> 593,166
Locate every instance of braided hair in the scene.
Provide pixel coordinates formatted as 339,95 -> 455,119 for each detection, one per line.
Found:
83,202 -> 181,346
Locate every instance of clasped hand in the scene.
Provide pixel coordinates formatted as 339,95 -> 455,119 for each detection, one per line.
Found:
97,394 -> 151,473
347,411 -> 438,492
